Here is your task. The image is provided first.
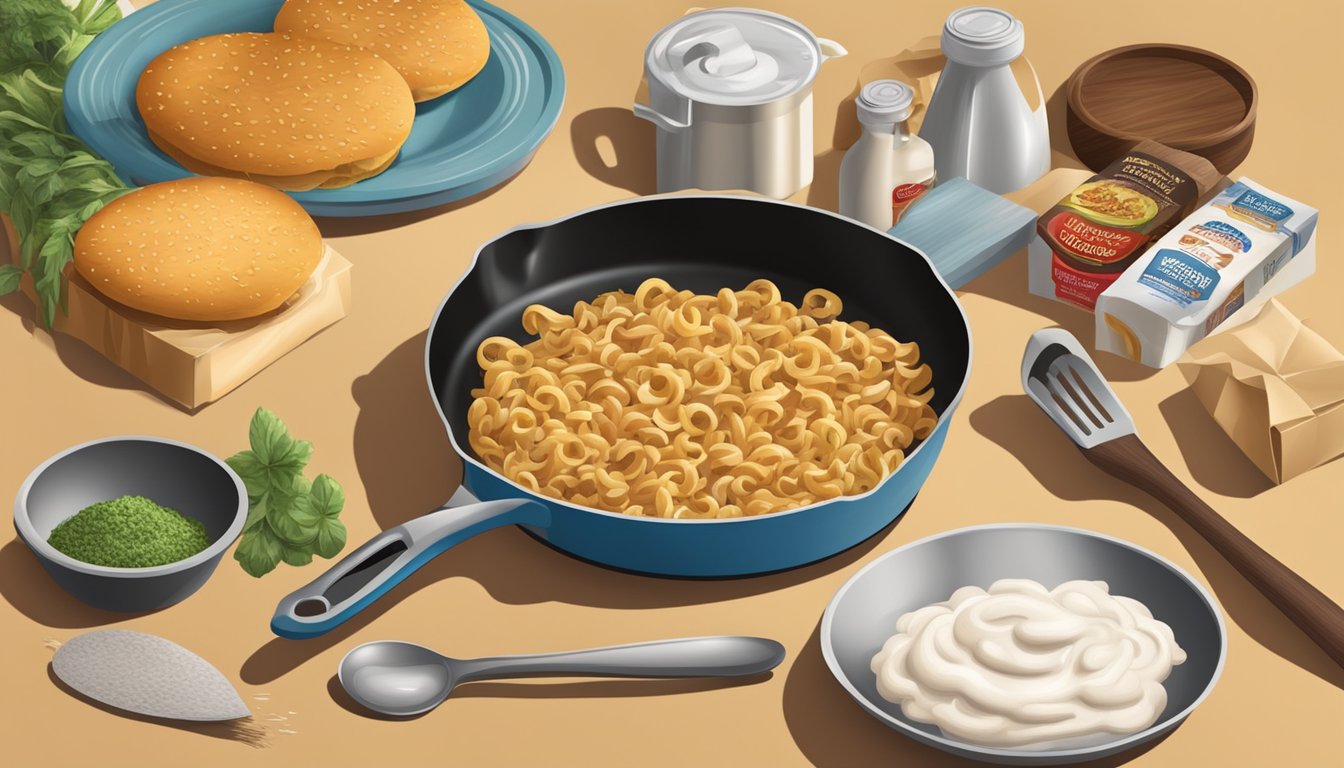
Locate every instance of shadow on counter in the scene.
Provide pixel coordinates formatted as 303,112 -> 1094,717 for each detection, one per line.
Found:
969,394 -> 1344,692
327,671 -> 774,720
239,332 -> 908,685
47,664 -> 267,747
782,621 -> 1171,768
570,107 -> 656,196
1158,389 -> 1272,499
0,540 -> 155,628
0,283 -> 178,406
312,170 -> 521,239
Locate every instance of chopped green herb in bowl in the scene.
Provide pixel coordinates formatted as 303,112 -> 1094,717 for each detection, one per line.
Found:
48,495 -> 211,568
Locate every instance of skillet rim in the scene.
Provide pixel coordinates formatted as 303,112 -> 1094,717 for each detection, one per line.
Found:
423,193 -> 974,525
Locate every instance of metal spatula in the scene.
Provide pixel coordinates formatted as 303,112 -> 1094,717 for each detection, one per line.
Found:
1022,328 -> 1344,670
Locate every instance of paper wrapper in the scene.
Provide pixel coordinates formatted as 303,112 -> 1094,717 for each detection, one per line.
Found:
1178,299 -> 1344,484
2,216 -> 352,410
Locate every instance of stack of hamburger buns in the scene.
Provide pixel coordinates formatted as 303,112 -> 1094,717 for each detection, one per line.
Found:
82,2 -> 491,324
135,0 -> 490,191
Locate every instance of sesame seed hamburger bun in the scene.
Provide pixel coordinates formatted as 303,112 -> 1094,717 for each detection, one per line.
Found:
74,178 -> 325,322
136,32 -> 415,190
274,0 -> 490,102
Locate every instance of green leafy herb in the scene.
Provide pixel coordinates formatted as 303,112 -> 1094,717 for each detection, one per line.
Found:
0,0 -> 130,326
227,408 -> 348,577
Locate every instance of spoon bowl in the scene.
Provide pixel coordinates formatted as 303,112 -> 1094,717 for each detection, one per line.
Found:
339,636 -> 786,717
340,642 -> 454,716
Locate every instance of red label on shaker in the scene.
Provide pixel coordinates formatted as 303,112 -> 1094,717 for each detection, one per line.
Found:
891,182 -> 931,224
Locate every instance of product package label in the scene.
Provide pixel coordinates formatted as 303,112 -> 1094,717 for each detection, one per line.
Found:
1045,212 -> 1148,265
1223,185 -> 1294,231
1138,248 -> 1221,306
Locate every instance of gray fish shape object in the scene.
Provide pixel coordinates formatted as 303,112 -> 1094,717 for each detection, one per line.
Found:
52,630 -> 249,721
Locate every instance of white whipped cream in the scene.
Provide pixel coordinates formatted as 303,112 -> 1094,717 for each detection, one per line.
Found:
871,579 -> 1186,750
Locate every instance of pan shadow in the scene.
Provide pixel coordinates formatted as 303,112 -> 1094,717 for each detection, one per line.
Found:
969,394 -> 1344,692
0,540 -> 155,628
782,621 -> 1172,768
327,671 -> 774,720
351,332 -> 462,529
47,664 -> 267,747
1158,389 -> 1273,499
569,107 -> 656,196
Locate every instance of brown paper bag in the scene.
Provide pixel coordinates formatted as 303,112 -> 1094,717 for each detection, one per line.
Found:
1178,299 -> 1344,483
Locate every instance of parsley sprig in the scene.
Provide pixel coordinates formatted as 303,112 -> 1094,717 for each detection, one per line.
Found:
0,0 -> 130,326
227,408 -> 348,578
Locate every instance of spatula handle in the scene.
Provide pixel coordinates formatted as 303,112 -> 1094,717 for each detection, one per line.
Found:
1085,434 -> 1344,670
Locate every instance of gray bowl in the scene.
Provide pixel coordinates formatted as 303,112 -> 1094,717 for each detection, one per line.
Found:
822,524 -> 1226,765
13,436 -> 247,612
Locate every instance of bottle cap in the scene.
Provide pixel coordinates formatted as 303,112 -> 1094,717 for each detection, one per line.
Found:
941,6 -> 1024,67
856,80 -> 915,127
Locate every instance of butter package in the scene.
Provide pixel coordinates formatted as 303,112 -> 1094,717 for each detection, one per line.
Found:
1096,178 -> 1318,368
1028,141 -> 1221,311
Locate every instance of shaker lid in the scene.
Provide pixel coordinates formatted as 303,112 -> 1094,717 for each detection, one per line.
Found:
941,6 -> 1025,66
856,80 -> 915,127
645,9 -> 822,105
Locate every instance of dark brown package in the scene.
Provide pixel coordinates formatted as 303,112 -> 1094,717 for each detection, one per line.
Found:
1030,141 -> 1221,311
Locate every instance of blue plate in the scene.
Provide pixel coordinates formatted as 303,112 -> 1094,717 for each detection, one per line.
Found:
64,0 -> 565,217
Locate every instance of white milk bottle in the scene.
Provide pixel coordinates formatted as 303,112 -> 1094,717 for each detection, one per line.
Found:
839,80 -> 936,230
919,6 -> 1049,194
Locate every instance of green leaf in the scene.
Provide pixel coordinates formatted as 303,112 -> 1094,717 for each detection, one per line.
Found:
309,474 -> 346,519
314,517 -> 347,559
248,407 -> 314,472
269,488 -> 321,547
280,542 -> 314,567
234,525 -> 284,578
0,264 -> 21,295
241,494 -> 268,533
226,451 -> 270,503
226,409 -> 345,575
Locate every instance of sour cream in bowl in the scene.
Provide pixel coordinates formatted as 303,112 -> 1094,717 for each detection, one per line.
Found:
821,524 -> 1226,765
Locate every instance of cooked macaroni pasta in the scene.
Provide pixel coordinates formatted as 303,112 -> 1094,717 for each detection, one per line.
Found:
467,278 -> 938,518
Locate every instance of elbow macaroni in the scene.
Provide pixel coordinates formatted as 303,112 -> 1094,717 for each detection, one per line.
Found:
467,279 -> 938,518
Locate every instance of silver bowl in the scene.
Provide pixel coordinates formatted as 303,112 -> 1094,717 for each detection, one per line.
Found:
822,524 -> 1226,765
14,436 -> 247,612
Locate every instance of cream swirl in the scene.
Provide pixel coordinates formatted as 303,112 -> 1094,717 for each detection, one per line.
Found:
870,579 -> 1186,749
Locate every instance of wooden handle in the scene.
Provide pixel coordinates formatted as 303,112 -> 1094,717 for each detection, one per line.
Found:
1085,434 -> 1344,670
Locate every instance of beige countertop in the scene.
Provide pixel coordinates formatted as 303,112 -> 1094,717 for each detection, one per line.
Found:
2,1 -> 1341,765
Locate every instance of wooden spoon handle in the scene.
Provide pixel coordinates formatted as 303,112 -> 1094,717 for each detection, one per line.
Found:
1085,433 -> 1344,670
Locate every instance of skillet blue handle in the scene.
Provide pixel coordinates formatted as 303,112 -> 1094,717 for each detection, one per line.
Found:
271,487 -> 550,639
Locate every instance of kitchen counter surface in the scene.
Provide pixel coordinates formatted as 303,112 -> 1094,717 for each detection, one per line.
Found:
2,1 -> 1341,765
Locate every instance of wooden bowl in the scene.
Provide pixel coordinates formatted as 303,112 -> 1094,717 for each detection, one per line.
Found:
1066,44 -> 1257,174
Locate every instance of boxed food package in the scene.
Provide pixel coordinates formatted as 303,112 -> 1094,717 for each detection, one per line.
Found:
1095,178 -> 1318,368
1028,141 -> 1221,311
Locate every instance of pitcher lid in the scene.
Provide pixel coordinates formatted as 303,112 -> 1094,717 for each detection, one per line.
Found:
941,6 -> 1025,66
645,9 -> 823,105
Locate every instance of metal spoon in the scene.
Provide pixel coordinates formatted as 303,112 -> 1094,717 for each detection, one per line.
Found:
339,636 -> 786,716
